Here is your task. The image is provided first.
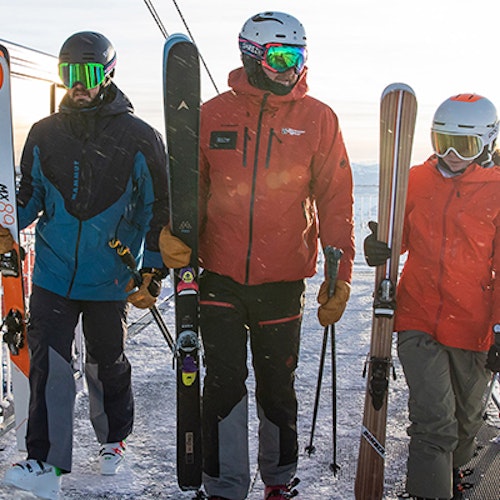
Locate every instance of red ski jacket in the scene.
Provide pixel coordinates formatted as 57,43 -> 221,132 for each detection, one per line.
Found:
198,67 -> 354,286
394,156 -> 500,351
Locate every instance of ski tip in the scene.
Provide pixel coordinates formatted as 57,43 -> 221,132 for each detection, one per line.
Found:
382,82 -> 415,98
164,32 -> 192,51
163,33 -> 196,62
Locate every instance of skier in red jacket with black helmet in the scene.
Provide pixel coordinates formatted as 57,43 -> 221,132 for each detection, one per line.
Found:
160,11 -> 355,500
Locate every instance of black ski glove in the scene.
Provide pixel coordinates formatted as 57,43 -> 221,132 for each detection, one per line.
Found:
364,221 -> 391,267
486,331 -> 500,372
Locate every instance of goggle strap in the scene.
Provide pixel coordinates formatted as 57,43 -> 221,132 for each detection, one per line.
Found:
239,38 -> 264,60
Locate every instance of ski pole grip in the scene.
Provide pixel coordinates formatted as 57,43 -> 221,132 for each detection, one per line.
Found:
109,239 -> 142,286
324,246 -> 343,299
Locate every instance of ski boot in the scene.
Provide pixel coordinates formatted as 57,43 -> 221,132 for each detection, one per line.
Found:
264,477 -> 300,499
4,459 -> 61,499
99,440 -> 126,475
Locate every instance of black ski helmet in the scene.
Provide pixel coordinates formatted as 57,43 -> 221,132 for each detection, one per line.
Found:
59,31 -> 117,81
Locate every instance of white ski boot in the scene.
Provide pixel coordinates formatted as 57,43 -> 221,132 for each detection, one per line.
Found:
99,440 -> 126,475
4,459 -> 61,499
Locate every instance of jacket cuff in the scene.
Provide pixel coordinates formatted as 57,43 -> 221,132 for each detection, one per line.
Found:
142,249 -> 164,270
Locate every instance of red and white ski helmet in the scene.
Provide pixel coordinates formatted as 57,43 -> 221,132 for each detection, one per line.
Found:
431,94 -> 499,155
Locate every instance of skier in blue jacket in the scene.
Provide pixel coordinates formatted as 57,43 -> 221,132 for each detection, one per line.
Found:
1,31 -> 168,499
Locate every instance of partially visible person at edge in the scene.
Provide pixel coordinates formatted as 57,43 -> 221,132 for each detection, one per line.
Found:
160,11 -> 355,500
364,93 -> 500,500
1,31 -> 169,499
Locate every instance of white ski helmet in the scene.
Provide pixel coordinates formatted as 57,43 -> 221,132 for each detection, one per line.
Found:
239,12 -> 307,78
431,94 -> 499,161
239,11 -> 307,47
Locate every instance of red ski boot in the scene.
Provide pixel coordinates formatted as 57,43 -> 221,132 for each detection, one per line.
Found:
264,478 -> 300,499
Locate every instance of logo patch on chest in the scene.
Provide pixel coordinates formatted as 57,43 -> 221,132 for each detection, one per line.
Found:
281,128 -> 305,136
210,131 -> 237,149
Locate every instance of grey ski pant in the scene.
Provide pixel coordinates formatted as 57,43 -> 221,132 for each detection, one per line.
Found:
199,271 -> 305,500
26,285 -> 133,472
397,330 -> 490,499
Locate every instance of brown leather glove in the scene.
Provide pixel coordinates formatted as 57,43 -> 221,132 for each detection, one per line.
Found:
159,225 -> 192,269
317,279 -> 351,326
0,225 -> 14,254
125,270 -> 162,309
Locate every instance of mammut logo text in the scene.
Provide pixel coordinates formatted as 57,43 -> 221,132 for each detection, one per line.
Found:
72,161 -> 80,200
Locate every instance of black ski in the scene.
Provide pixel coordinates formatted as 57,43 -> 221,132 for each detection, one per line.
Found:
163,33 -> 202,491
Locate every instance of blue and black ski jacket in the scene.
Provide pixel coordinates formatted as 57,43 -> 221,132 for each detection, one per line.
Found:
17,83 -> 169,301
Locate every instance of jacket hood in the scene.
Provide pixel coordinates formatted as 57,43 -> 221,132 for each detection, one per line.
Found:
228,66 -> 309,103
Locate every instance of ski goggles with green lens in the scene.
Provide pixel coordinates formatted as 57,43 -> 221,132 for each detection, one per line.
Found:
262,43 -> 307,74
239,37 -> 306,74
431,131 -> 484,161
58,62 -> 107,89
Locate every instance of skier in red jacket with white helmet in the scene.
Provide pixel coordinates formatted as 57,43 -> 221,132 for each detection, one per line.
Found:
365,93 -> 500,499
160,11 -> 355,500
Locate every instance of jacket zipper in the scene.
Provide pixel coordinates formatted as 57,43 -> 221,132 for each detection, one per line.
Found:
66,220 -> 82,298
245,93 -> 269,284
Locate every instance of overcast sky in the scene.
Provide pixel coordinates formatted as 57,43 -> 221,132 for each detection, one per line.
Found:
2,0 -> 499,164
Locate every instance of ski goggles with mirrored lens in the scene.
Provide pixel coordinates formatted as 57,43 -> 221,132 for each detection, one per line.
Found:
58,62 -> 107,89
431,131 -> 484,161
262,43 -> 307,74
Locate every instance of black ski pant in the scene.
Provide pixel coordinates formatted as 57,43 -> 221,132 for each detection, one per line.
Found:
199,271 -> 305,500
26,285 -> 133,472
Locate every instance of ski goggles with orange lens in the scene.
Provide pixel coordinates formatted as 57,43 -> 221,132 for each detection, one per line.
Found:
58,62 -> 106,89
262,43 -> 307,74
431,131 -> 484,161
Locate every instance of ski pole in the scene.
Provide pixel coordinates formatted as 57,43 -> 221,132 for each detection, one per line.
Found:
327,247 -> 343,475
305,315 -> 329,456
109,238 -> 175,352
305,246 -> 343,475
